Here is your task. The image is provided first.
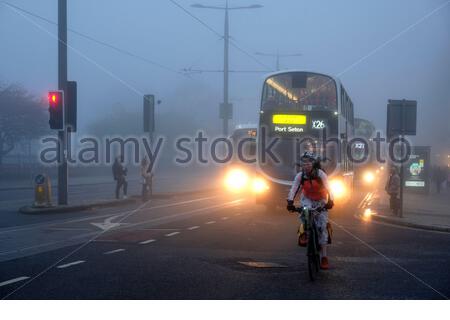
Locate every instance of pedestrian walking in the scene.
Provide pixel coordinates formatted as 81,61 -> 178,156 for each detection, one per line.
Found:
112,156 -> 128,199
385,166 -> 400,216
433,165 -> 447,194
140,156 -> 153,201
447,166 -> 450,192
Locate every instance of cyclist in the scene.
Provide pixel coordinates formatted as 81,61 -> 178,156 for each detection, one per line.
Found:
287,152 -> 334,270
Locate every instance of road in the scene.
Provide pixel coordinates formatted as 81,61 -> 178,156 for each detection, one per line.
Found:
0,189 -> 449,299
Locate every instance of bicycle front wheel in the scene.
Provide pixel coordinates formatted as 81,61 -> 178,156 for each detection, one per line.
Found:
307,229 -> 320,281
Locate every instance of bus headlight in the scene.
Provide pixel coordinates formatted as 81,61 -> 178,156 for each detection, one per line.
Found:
363,171 -> 375,184
251,177 -> 269,193
224,169 -> 249,192
330,179 -> 346,199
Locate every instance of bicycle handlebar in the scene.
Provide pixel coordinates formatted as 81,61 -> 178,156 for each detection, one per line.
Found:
292,206 -> 325,213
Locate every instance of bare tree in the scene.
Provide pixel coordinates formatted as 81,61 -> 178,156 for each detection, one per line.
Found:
0,84 -> 49,166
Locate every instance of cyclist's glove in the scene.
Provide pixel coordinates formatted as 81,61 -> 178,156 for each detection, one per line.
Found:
287,200 -> 295,212
325,199 -> 334,210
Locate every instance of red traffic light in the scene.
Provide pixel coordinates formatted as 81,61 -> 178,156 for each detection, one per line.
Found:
48,90 -> 64,129
48,91 -> 62,106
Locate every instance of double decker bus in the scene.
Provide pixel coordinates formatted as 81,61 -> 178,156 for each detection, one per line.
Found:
255,70 -> 355,208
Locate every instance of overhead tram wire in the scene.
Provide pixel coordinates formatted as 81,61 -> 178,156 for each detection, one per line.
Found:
168,0 -> 222,38
1,1 -> 184,77
182,68 -> 270,75
168,0 -> 273,71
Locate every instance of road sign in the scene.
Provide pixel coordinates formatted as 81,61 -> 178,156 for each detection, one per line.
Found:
35,174 -> 46,185
387,99 -> 417,138
220,102 -> 233,119
404,146 -> 430,194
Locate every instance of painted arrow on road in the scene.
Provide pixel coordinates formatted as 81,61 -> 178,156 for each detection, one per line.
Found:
91,215 -> 128,231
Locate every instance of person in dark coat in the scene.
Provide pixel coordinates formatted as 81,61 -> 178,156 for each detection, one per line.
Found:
140,156 -> 153,201
385,166 -> 400,216
112,156 -> 128,199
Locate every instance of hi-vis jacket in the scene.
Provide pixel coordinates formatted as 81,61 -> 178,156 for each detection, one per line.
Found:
287,169 -> 334,202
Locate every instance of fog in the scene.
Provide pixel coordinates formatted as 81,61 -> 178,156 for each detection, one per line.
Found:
1,0 -> 449,155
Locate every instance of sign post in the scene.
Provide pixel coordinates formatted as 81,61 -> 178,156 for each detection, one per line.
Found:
387,99 -> 417,218
143,95 -> 161,197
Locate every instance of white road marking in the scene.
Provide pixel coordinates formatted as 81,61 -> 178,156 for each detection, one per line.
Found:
139,239 -> 156,245
56,260 -> 86,269
238,261 -> 288,268
358,192 -> 373,209
46,227 -> 92,231
165,232 -> 180,237
187,226 -> 200,230
330,219 -> 449,299
235,213 -> 242,216
205,221 -> 216,225
221,217 -> 229,220
0,195 -> 220,235
0,276 -> 30,287
103,249 -> 125,255
0,200 -> 245,259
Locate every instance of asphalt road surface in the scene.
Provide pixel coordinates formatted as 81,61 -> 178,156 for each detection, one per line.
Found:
0,190 -> 449,299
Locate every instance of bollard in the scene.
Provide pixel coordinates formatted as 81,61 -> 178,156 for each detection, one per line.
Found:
33,174 -> 52,207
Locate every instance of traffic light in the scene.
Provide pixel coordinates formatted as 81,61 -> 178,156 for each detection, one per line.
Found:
48,90 -> 64,130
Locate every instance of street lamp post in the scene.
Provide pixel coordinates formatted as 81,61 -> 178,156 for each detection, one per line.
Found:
191,2 -> 262,136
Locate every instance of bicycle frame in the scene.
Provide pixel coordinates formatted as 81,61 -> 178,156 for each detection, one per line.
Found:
297,206 -> 323,281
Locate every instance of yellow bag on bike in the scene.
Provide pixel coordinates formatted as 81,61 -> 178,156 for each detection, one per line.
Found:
297,224 -> 308,247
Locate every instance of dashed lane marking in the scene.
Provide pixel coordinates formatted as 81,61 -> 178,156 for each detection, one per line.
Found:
165,232 -> 180,237
235,213 -> 242,216
56,260 -> 86,269
238,261 -> 288,268
221,217 -> 229,220
139,239 -> 156,245
0,276 -> 30,287
187,226 -> 200,230
205,221 -> 216,225
103,249 -> 125,255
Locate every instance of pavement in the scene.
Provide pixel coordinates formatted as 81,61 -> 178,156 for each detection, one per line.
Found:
369,188 -> 450,233
0,188 -> 449,299
0,167 -> 221,228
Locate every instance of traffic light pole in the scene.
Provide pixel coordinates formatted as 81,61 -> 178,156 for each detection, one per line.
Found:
58,0 -> 68,205
222,6 -> 229,136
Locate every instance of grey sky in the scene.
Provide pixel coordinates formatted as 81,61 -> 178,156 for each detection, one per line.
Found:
1,0 -> 449,149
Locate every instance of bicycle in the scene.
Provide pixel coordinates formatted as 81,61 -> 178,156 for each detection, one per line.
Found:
294,205 -> 325,281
